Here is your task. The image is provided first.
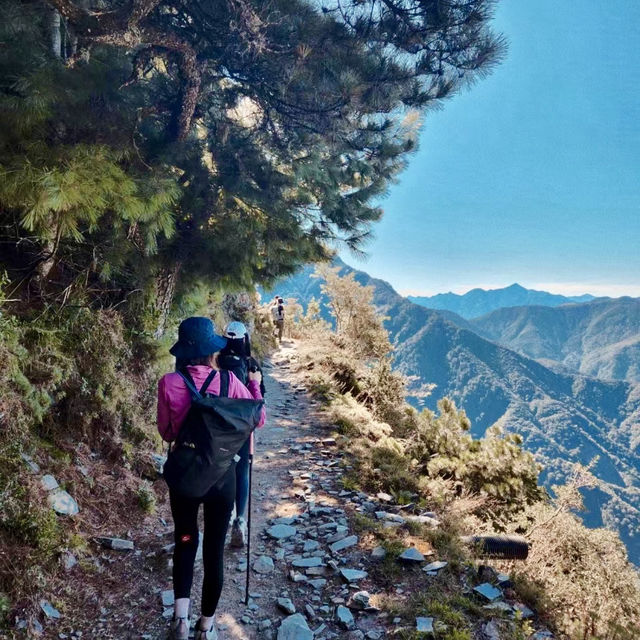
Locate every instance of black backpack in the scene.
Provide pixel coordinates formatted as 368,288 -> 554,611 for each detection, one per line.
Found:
218,353 -> 266,397
163,369 -> 264,498
217,353 -> 249,385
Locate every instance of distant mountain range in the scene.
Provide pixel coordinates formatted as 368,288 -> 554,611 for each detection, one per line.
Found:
470,300 -> 640,383
409,283 -> 596,319
271,261 -> 640,564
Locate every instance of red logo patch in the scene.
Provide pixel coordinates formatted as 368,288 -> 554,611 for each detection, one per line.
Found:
180,534 -> 192,543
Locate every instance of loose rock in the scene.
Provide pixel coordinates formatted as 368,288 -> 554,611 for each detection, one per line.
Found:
474,583 -> 502,602
329,535 -> 358,553
253,556 -> 276,574
95,537 -> 134,551
40,600 -> 61,619
340,569 -> 368,583
49,489 -> 79,516
277,598 -> 297,615
336,605 -> 355,630
277,613 -> 314,640
267,524 -> 298,540
398,547 -> 425,563
416,617 -> 434,633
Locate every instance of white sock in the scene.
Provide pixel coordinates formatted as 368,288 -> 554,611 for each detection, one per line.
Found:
200,615 -> 214,630
175,597 -> 190,619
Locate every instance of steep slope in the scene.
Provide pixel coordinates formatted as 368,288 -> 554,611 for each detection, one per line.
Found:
469,299 -> 640,383
272,261 -> 640,563
408,283 -> 596,319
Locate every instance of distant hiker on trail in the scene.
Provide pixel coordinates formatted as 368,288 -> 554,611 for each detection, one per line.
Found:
217,320 -> 265,548
270,296 -> 285,343
158,317 -> 265,640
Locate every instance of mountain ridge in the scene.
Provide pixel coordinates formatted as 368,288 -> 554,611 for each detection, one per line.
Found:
469,298 -> 640,383
269,260 -> 640,564
408,283 -> 598,319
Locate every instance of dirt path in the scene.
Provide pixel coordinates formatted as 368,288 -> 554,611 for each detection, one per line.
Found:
208,339 -> 335,638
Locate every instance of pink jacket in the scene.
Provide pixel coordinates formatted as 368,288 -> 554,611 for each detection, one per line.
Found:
157,365 -> 266,442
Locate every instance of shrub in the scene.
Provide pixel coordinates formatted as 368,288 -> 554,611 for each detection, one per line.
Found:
137,482 -> 157,514
511,493 -> 640,638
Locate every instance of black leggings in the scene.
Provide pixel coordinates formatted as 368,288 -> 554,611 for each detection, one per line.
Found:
169,465 -> 235,617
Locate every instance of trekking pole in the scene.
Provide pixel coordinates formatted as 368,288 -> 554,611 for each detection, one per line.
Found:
244,444 -> 254,605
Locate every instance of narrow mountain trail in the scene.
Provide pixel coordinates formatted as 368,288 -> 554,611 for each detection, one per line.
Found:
39,340 -> 551,640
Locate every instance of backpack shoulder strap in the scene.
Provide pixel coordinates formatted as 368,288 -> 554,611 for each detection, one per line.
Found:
199,369 -> 218,395
219,369 -> 230,398
178,369 -> 201,399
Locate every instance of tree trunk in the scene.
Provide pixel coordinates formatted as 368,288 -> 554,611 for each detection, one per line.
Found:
154,262 -> 181,338
49,7 -> 62,58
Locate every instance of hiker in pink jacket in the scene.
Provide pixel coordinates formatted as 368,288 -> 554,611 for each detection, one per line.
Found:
157,317 -> 265,640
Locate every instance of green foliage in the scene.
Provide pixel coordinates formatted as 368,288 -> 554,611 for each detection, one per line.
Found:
0,592 -> 9,623
407,401 -> 544,521
319,266 -> 391,360
137,483 -> 157,515
0,0 -> 504,315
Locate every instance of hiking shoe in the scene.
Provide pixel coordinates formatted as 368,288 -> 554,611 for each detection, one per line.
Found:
195,621 -> 218,640
230,517 -> 247,548
169,616 -> 190,640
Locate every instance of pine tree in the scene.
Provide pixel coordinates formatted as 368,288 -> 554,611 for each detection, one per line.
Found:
1,0 -> 505,325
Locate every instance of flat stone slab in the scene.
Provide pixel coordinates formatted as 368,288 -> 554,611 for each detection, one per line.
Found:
161,590 -> 174,607
307,578 -> 327,590
96,537 -> 134,551
513,603 -> 534,619
277,613 -> 314,640
405,514 -> 440,527
398,547 -> 425,562
374,511 -> 405,523
40,600 -> 61,619
267,524 -> 298,540
292,557 -> 323,568
273,516 -> 298,525
416,617 -> 434,633
41,474 -> 59,491
474,583 -> 503,602
483,602 -> 513,614
336,605 -> 355,630
253,556 -> 275,574
423,561 -> 448,573
48,489 -> 79,516
329,535 -> 358,553
340,569 -> 368,583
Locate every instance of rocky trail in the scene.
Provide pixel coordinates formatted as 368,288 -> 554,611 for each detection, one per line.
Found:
31,341 -> 554,640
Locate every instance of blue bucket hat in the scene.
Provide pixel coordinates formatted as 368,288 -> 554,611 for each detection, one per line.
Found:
169,317 -> 227,360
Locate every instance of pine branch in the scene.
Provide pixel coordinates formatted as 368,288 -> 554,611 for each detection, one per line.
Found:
45,0 -> 199,140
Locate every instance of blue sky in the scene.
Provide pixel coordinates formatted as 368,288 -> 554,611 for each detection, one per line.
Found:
343,0 -> 640,297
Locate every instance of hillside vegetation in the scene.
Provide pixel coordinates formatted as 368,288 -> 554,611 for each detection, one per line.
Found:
272,260 -> 640,565
286,267 -> 640,639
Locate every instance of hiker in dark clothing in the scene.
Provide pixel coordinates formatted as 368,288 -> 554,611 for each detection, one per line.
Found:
270,296 -> 285,343
158,317 -> 265,640
218,320 -> 265,548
